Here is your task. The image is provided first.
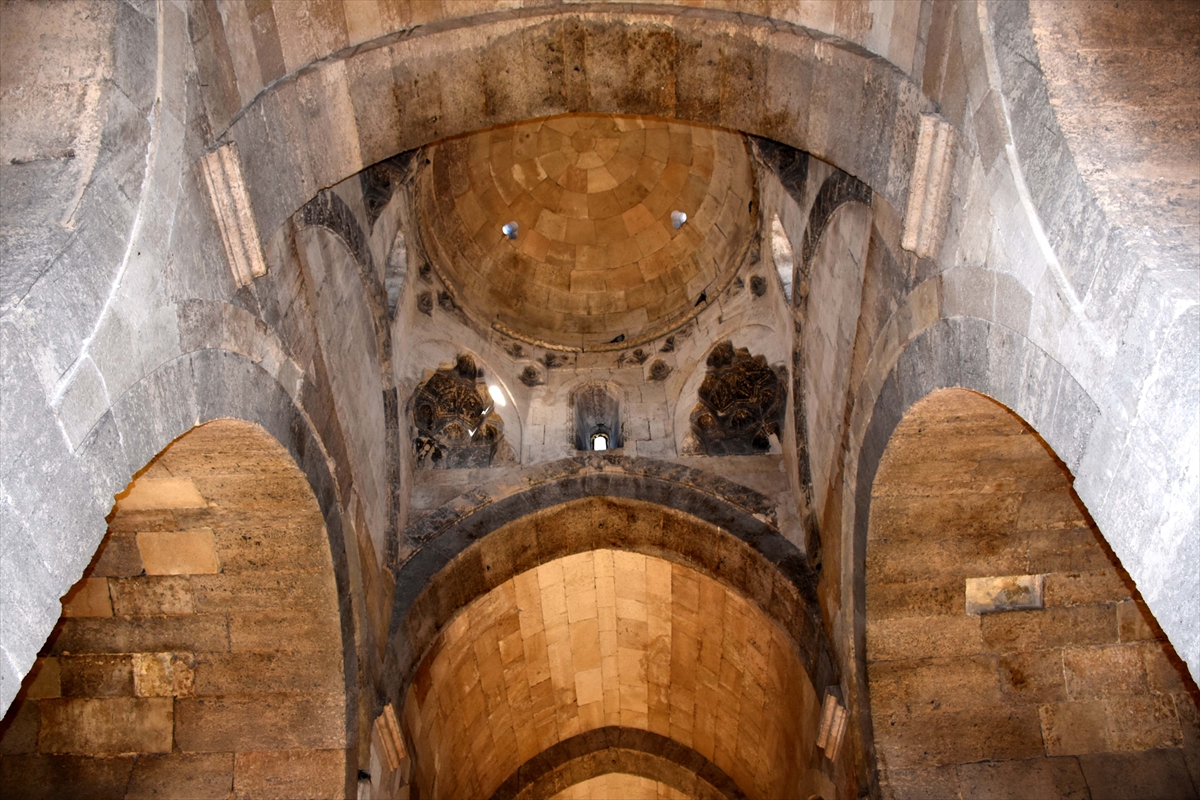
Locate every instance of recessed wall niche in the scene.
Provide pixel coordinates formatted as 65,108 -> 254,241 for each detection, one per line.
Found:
573,383 -> 622,451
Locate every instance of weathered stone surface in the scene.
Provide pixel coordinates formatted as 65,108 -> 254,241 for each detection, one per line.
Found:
227,609 -> 343,653
867,615 -> 982,662
49,615 -> 230,655
125,753 -> 235,800
0,701 -> 39,755
59,655 -> 133,698
867,389 -> 1199,795
1078,748 -> 1198,800
876,704 -> 1044,766
175,693 -> 346,752
60,577 -> 113,618
1062,644 -> 1148,700
1039,700 -> 1109,757
132,652 -> 195,698
37,697 -> 173,755
0,754 -> 135,800
0,7 -> 1197,800
957,756 -> 1090,800
109,576 -> 195,617
233,749 -> 347,800
90,532 -> 144,578
137,529 -> 221,575
980,605 -> 1116,653
193,650 -> 344,696
121,478 -> 207,511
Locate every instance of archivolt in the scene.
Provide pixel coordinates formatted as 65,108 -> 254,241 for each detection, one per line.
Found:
845,314 -> 1101,788
215,5 -> 933,240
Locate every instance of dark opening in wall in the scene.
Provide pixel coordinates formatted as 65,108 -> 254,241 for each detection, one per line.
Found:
573,384 -> 621,451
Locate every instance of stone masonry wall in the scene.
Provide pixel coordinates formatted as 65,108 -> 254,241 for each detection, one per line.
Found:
866,390 -> 1199,799
0,421 -> 349,799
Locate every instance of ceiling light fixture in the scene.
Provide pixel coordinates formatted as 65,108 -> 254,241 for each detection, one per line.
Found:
670,210 -> 687,229
501,222 -> 519,240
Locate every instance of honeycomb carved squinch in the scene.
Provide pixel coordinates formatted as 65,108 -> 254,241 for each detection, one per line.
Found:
411,355 -> 513,469
689,341 -> 784,455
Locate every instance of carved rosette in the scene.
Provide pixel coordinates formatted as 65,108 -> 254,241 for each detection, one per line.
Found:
688,341 -> 783,455
412,355 -> 513,469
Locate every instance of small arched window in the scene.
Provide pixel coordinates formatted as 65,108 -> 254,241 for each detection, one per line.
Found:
574,384 -> 621,451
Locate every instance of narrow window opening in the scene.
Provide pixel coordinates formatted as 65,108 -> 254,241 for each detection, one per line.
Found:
770,214 -> 795,304
573,384 -> 621,451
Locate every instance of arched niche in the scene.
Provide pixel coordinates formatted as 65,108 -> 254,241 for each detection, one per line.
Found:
863,389 -> 1199,798
401,536 -> 826,799
572,383 -> 623,451
0,420 -> 354,798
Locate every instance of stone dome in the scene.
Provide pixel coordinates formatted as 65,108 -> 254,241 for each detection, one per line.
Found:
416,114 -> 756,350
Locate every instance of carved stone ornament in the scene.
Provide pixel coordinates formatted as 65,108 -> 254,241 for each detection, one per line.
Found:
689,341 -> 783,455
412,355 -> 514,469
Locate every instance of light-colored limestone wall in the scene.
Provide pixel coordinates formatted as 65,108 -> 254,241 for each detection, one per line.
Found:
0,0 -> 119,315
0,421 -> 349,798
802,204 -> 872,522
1027,0 -> 1198,276
192,1 -> 930,140
189,4 -> 936,247
824,12 -> 1200,782
2,0 -> 207,714
0,0 -> 378,730
295,223 -> 389,563
930,0 -> 1198,678
0,10 -> 1195,799
865,390 -> 1198,798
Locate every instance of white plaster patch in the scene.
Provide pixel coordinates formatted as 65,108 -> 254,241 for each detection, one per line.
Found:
965,574 -> 1045,615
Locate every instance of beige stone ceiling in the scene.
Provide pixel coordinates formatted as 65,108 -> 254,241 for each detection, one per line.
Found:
551,773 -> 689,800
418,114 -> 755,350
402,549 -> 820,800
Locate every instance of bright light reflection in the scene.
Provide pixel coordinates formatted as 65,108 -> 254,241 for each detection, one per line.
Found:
488,385 -> 507,407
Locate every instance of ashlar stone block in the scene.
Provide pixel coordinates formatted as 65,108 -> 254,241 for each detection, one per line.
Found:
37,697 -> 173,755
119,477 -> 207,510
60,577 -> 113,618
137,528 -> 220,575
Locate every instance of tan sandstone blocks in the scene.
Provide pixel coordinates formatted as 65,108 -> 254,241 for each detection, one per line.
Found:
38,697 -> 173,754
125,753 -> 234,800
174,692 -> 346,753
136,528 -> 221,575
419,114 -> 756,349
119,477 -> 207,510
232,749 -> 347,800
61,577 -> 113,618
2,421 -> 348,798
866,390 -> 1199,796
406,549 -> 820,799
